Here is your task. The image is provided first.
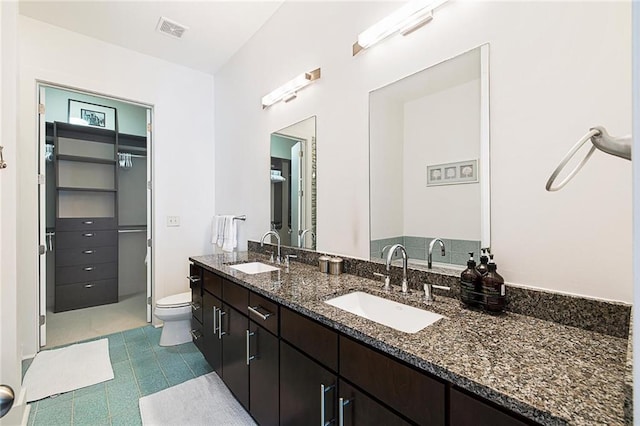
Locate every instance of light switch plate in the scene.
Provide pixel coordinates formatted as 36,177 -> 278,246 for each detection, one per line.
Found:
167,216 -> 180,227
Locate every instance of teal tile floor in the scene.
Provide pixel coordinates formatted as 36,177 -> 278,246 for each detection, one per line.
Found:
25,325 -> 212,426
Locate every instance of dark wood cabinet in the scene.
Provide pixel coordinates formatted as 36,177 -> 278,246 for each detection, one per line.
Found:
221,304 -> 249,409
449,387 -> 530,426
281,307 -> 338,372
249,321 -> 279,426
202,291 -> 222,375
280,341 -> 337,426
338,379 -> 411,426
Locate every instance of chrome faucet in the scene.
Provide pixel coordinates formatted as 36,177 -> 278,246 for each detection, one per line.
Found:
299,229 -> 315,248
385,244 -> 409,293
260,230 -> 281,264
428,238 -> 446,269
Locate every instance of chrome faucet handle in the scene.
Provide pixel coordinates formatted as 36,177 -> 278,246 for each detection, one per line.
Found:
373,272 -> 391,292
284,254 -> 297,267
423,283 -> 451,305
268,252 -> 274,263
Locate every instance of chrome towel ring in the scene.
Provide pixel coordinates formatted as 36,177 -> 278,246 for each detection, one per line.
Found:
546,126 -> 631,192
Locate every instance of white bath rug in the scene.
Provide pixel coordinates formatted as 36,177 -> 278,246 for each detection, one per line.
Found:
23,339 -> 113,402
139,372 -> 256,426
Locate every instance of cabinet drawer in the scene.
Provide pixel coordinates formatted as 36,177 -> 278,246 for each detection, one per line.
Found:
56,262 -> 117,285
191,317 -> 204,352
56,246 -> 117,266
203,269 -> 222,298
281,307 -> 338,372
449,388 -> 529,426
56,217 -> 116,231
248,292 -> 279,336
339,336 -> 445,425
55,279 -> 117,312
223,278 -> 248,315
57,230 -> 117,249
189,265 -> 203,324
338,379 -> 412,426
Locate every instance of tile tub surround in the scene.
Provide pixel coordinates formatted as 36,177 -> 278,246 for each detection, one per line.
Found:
191,252 -> 629,425
246,241 -> 630,338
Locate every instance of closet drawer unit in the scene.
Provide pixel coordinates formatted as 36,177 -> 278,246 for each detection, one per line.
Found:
56,230 -> 117,249
56,246 -> 117,267
56,217 -> 117,231
55,279 -> 118,312
56,262 -> 118,285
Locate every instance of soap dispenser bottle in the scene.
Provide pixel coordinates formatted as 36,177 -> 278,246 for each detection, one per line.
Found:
460,252 -> 482,308
481,254 -> 506,313
476,249 -> 489,276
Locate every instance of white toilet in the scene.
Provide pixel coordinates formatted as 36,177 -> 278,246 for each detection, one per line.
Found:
154,291 -> 192,346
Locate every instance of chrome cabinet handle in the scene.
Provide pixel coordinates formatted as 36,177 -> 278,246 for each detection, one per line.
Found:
82,233 -> 94,237
190,302 -> 201,311
338,397 -> 351,426
320,384 -> 335,426
248,305 -> 272,321
187,275 -> 201,282
213,306 -> 218,333
84,284 -> 94,288
83,220 -> 94,225
83,267 -> 94,271
218,310 -> 226,339
190,329 -> 202,340
83,250 -> 94,254
246,330 -> 256,365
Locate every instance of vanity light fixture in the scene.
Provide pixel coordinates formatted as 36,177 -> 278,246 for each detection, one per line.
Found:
261,68 -> 321,108
353,0 -> 450,56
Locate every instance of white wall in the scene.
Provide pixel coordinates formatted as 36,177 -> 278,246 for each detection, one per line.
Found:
403,78 -> 480,240
215,1 -> 632,303
18,16 -> 215,356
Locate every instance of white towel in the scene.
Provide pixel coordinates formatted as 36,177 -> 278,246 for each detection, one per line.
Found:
212,215 -> 237,252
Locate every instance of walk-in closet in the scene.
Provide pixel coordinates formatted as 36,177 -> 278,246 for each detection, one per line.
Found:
41,86 -> 152,348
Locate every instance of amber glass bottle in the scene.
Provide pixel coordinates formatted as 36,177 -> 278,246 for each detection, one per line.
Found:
460,252 -> 482,308
481,255 -> 505,313
476,249 -> 489,276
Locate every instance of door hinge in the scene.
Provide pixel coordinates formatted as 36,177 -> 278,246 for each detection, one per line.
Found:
38,174 -> 45,185
39,315 -> 46,326
299,150 -> 304,158
38,104 -> 45,115
147,181 -> 152,190
147,296 -> 152,305
147,238 -> 152,247
38,245 -> 46,255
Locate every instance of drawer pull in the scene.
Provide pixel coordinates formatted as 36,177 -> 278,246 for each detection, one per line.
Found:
82,233 -> 94,237
190,329 -> 202,341
83,220 -> 94,225
338,397 -> 352,426
190,302 -> 201,311
84,284 -> 94,288
320,384 -> 335,426
248,305 -> 272,321
213,306 -> 218,333
83,267 -> 94,272
218,310 -> 227,339
82,250 -> 94,254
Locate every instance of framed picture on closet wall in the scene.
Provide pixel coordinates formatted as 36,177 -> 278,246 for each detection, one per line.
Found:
68,99 -> 117,130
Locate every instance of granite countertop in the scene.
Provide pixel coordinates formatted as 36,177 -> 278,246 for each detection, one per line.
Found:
190,252 -> 629,426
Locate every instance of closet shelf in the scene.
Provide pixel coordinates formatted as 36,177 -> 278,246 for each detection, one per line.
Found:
57,154 -> 116,164
56,187 -> 117,193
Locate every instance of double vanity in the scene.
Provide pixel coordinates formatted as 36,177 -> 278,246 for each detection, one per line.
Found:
188,250 -> 629,426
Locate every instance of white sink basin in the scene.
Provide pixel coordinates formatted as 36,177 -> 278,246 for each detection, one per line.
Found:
325,291 -> 443,333
229,262 -> 279,274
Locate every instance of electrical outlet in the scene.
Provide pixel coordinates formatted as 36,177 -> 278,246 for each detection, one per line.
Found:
166,216 -> 180,227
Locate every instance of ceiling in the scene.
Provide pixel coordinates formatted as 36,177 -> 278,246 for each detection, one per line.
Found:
19,0 -> 284,75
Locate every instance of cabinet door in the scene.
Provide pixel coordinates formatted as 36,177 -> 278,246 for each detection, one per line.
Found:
449,388 -> 529,426
249,321 -> 279,426
280,341 -> 337,426
221,304 -> 249,409
338,379 -> 411,426
202,291 -> 223,376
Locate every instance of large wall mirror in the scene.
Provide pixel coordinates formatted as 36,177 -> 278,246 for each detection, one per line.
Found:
369,44 -> 490,268
270,116 -> 317,250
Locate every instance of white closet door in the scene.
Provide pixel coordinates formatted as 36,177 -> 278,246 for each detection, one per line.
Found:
146,109 -> 152,322
38,86 -> 47,347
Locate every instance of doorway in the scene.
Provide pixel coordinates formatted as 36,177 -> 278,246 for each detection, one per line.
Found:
37,84 -> 153,348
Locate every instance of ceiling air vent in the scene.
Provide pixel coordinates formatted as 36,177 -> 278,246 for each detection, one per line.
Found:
156,16 -> 189,39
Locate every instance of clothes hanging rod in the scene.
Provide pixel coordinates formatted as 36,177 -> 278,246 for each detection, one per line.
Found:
233,215 -> 247,221
118,152 -> 146,158
118,229 -> 146,233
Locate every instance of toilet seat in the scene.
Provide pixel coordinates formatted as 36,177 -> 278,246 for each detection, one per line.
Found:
156,291 -> 191,308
